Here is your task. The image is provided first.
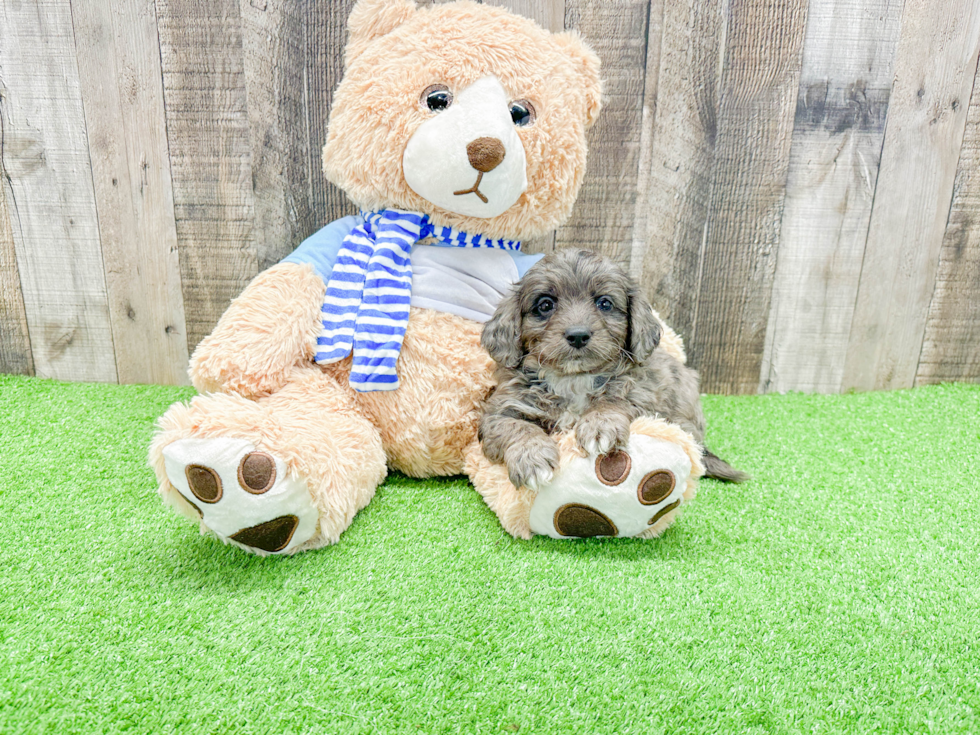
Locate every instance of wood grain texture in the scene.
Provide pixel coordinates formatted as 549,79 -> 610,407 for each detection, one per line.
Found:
0,0 -> 117,382
843,0 -> 980,391
303,0 -> 358,228
156,0 -> 259,353
687,0 -> 809,394
628,0 -> 664,285
484,0 -> 564,32
916,62 -> 980,385
0,171 -> 33,375
241,0 -> 325,269
72,0 -> 190,385
635,0 -> 728,345
557,0 -> 650,264
759,0 -> 903,394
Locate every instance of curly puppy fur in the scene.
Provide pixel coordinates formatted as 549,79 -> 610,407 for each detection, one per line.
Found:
479,249 -> 747,489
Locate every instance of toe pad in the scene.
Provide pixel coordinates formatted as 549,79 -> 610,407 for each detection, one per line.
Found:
163,437 -> 318,555
554,504 -> 618,537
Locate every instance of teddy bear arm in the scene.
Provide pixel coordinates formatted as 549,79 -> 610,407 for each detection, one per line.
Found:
188,262 -> 325,399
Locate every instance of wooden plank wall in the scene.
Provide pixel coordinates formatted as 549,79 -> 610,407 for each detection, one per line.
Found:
1,0 -> 979,393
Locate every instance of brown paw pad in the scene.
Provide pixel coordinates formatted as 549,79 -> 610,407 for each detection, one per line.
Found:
638,470 -> 675,505
237,452 -> 277,494
596,450 -> 631,486
648,500 -> 680,526
230,515 -> 299,553
186,465 -> 222,504
554,504 -> 618,538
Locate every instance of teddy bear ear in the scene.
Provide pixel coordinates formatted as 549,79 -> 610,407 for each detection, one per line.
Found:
345,0 -> 417,68
553,30 -> 603,129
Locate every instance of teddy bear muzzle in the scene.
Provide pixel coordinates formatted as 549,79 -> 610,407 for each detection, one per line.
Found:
403,75 -> 528,218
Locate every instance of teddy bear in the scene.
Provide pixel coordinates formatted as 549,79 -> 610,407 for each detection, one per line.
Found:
148,0 -> 704,555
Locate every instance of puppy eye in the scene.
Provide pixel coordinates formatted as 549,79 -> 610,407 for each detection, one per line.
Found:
509,99 -> 536,127
421,84 -> 453,112
595,296 -> 614,312
532,296 -> 555,317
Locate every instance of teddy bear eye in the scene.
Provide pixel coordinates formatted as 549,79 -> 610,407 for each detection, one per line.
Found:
595,296 -> 614,312
532,295 -> 555,317
421,84 -> 453,112
509,99 -> 536,127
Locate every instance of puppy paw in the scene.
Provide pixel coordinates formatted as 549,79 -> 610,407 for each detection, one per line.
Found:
504,436 -> 561,491
575,412 -> 631,456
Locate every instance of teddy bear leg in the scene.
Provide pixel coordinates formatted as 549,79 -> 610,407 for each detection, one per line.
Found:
464,440 -> 536,540
466,418 -> 706,540
149,366 -> 387,555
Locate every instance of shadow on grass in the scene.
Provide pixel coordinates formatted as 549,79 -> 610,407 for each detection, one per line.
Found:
144,525 -> 346,595
146,468 -> 711,592
516,522 -> 698,562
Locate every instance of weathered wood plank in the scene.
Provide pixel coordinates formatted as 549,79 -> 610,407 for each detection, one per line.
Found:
628,0 -> 664,282
843,0 -> 980,391
485,0 -> 564,33
634,0 -> 727,342
156,0 -> 259,352
72,0 -> 190,385
0,0 -> 117,382
759,0 -> 903,394
916,62 -> 980,385
241,0 -> 318,269
687,0 -> 809,394
304,0 -> 358,227
557,0 -> 650,264
0,172 -> 34,376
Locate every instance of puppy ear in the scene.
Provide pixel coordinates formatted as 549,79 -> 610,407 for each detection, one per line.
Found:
482,289 -> 524,369
627,288 -> 661,363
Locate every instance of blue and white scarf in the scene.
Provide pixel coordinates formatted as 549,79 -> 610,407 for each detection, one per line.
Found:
316,209 -> 521,392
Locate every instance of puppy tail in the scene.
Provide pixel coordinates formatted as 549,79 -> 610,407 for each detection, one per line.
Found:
701,449 -> 750,483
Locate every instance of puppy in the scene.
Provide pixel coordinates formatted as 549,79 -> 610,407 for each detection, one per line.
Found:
479,248 -> 747,490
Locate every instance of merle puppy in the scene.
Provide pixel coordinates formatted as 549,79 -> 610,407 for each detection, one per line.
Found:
479,248 -> 747,490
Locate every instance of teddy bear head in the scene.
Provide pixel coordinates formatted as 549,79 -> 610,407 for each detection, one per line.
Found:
322,0 -> 602,242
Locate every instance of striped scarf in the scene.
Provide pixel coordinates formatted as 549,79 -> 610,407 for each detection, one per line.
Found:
316,209 -> 521,392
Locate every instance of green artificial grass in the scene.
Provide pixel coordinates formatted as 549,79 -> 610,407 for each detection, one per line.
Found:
1,374 -> 979,734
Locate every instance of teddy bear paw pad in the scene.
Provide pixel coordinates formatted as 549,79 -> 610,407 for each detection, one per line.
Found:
162,437 -> 317,554
528,436 -> 692,539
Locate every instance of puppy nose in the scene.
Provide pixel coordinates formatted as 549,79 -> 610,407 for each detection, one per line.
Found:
467,137 -> 506,172
565,327 -> 591,349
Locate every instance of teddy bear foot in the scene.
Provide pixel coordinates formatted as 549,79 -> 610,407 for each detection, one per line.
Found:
162,437 -> 319,554
467,417 -> 705,540
529,433 -> 694,539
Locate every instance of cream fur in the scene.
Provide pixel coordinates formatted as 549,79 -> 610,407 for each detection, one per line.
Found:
651,308 -> 687,365
345,0 -> 417,68
189,262 -> 325,399
151,365 -> 387,553
322,0 -> 602,241
631,417 -> 704,538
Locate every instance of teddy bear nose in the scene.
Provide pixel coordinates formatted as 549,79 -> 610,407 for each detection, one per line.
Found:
565,327 -> 591,349
466,137 -> 506,173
